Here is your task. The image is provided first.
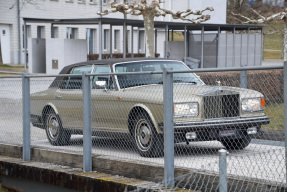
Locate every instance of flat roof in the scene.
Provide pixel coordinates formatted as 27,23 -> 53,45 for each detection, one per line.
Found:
23,17 -> 264,31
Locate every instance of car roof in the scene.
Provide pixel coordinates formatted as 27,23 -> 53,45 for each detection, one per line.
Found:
59,58 -> 179,74
50,58 -> 180,88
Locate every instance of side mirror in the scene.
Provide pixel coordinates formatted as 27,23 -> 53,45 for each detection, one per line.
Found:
94,81 -> 107,89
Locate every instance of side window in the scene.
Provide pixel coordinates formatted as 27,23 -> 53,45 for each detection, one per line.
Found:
60,66 -> 92,89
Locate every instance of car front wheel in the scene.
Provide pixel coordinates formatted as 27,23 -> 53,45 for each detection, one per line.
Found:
45,111 -> 71,146
220,137 -> 251,150
134,113 -> 163,157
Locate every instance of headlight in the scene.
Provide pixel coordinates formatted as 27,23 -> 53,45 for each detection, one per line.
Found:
174,103 -> 198,117
242,98 -> 265,113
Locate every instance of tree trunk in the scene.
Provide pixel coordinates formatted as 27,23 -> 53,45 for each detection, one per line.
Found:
284,23 -> 287,62
143,12 -> 155,58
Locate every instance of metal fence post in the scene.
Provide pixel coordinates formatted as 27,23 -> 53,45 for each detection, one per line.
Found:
240,70 -> 247,88
219,149 -> 227,192
82,72 -> 92,172
163,68 -> 174,188
22,73 -> 30,161
284,61 -> 287,184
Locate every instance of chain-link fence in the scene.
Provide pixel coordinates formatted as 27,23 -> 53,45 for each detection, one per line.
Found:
0,61 -> 286,191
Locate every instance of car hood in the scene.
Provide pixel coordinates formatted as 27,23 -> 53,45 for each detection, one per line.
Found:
120,84 -> 263,104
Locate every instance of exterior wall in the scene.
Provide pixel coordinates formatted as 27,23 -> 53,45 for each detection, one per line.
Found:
188,0 -> 227,24
46,39 -> 87,74
28,38 -> 46,73
0,0 -> 227,69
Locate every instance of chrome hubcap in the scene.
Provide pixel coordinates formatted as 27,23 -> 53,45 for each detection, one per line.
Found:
48,116 -> 59,140
136,119 -> 152,151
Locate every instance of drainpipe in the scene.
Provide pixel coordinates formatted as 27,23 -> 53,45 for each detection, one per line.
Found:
17,0 -> 21,65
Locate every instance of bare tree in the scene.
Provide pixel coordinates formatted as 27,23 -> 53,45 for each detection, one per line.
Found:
98,0 -> 213,58
232,8 -> 287,60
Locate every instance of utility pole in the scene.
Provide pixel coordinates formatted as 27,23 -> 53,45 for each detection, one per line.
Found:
17,0 -> 21,65
124,0 -> 128,54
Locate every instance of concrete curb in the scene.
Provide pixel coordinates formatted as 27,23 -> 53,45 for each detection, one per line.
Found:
0,156 -> 160,192
0,144 -> 285,192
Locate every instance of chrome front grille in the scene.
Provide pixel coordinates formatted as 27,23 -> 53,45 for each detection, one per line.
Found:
203,94 -> 240,119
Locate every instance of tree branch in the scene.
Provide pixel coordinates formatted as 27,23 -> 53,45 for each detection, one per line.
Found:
231,10 -> 287,24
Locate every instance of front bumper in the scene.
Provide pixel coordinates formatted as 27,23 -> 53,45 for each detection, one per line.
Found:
159,116 -> 269,142
172,116 -> 270,131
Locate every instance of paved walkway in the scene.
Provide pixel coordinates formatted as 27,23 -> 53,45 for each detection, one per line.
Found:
262,59 -> 284,66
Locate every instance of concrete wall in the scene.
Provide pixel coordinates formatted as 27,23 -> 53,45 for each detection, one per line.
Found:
46,39 -> 87,74
28,38 -> 46,74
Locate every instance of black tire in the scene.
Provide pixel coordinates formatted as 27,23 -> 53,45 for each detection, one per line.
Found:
133,113 -> 164,157
45,111 -> 71,146
220,137 -> 251,150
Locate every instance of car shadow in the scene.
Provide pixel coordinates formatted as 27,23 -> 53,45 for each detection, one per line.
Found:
67,136 -> 228,157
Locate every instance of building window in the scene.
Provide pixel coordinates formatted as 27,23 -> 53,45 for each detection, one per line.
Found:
104,29 -> 109,50
37,26 -> 45,39
52,27 -> 59,38
138,30 -> 145,52
22,25 -> 32,48
114,30 -> 119,50
103,0 -> 107,4
86,29 -> 95,54
66,27 -> 78,39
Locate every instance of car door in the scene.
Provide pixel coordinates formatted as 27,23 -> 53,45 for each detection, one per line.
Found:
54,65 -> 92,129
89,65 -> 129,133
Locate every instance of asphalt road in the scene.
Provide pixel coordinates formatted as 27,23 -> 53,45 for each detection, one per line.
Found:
0,77 -> 285,184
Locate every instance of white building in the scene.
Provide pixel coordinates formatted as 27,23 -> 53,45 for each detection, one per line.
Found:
0,0 -> 227,73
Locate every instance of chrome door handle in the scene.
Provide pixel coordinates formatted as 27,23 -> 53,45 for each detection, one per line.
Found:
55,95 -> 62,99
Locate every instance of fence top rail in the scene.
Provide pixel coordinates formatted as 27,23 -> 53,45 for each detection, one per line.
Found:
168,65 -> 284,74
0,65 -> 283,78
0,75 -> 22,78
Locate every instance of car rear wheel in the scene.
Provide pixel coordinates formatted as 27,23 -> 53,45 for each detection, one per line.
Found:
45,111 -> 71,146
220,137 -> 251,150
133,113 -> 163,157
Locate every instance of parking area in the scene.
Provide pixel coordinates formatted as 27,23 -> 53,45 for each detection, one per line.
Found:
0,77 -> 285,185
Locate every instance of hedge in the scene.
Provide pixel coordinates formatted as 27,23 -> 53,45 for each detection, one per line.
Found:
197,69 -> 283,103
87,53 -> 160,60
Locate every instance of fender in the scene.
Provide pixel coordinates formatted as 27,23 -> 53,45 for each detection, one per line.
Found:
132,103 -> 160,133
44,102 -> 60,114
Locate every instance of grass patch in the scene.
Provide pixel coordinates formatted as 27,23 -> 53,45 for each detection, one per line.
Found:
264,33 -> 282,50
169,31 -> 184,41
264,50 -> 281,59
0,64 -> 24,68
262,103 -> 284,130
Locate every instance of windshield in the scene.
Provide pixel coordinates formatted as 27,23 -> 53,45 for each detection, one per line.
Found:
114,60 -> 203,89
